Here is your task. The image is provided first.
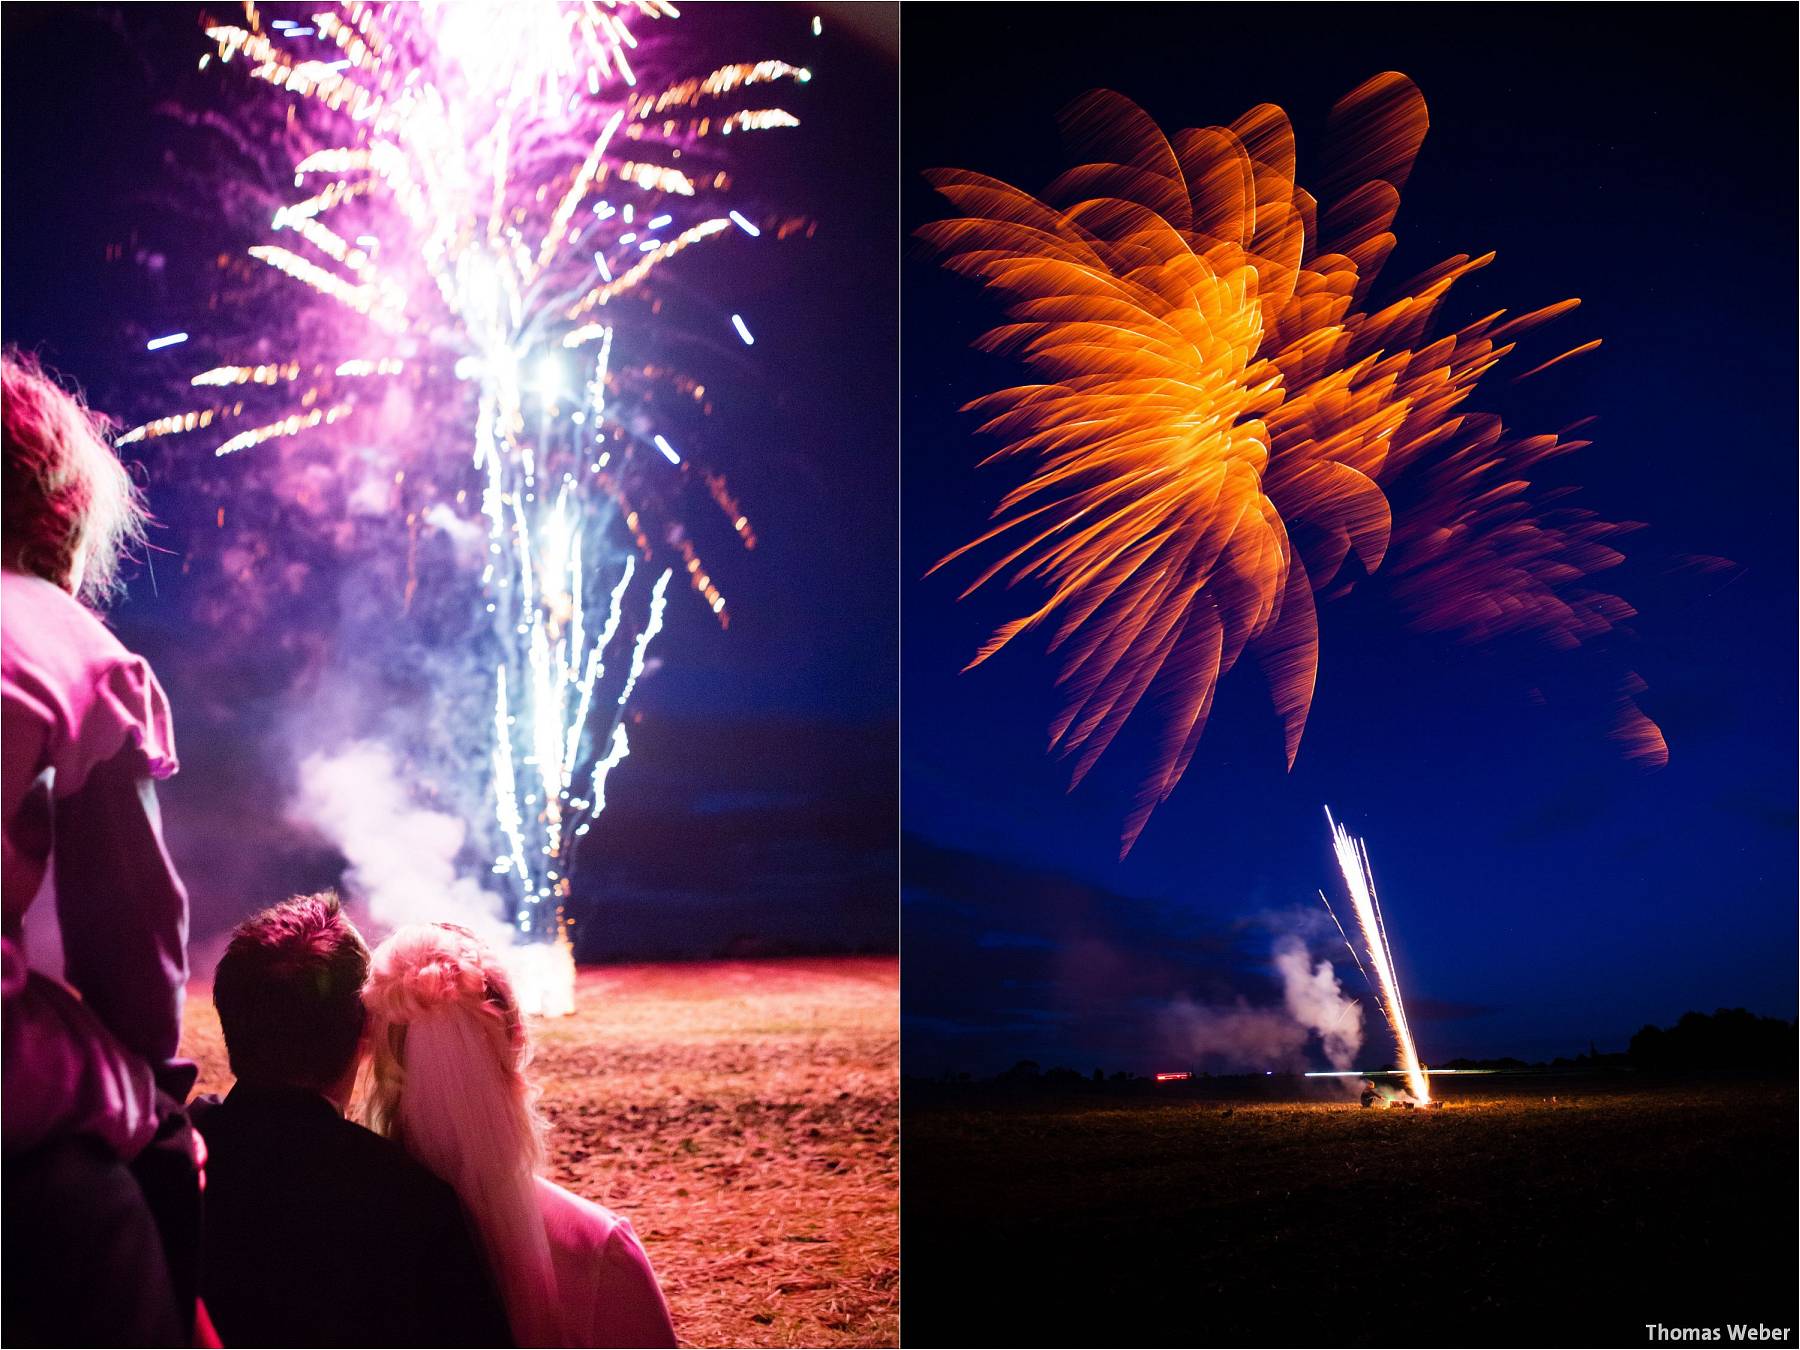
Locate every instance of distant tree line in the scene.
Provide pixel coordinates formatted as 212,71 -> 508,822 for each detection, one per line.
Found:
1628,1008 -> 1797,1071
907,1008 -> 1797,1092
1440,1009 -> 1797,1073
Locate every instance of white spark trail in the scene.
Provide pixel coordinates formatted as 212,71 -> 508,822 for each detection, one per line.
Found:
1323,807 -> 1431,1104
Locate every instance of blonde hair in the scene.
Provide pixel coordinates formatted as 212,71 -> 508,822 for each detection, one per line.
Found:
1,349 -> 147,605
362,924 -> 560,1346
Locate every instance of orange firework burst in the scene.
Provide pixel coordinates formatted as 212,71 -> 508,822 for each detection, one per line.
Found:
923,74 -> 1662,855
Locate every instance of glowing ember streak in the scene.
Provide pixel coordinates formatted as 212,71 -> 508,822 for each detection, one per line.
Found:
191,362 -> 300,386
923,77 -> 1659,855
116,407 -> 225,445
246,244 -> 401,327
567,216 -> 732,313
214,403 -> 353,457
1320,808 -> 1429,1105
140,1 -> 806,1009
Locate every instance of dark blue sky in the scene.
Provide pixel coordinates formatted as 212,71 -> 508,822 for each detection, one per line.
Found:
903,5 -> 1797,1072
2,3 -> 897,958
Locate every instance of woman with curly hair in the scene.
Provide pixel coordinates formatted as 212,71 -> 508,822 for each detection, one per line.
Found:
362,923 -> 678,1348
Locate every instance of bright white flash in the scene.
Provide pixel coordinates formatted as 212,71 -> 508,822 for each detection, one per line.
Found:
533,351 -> 568,399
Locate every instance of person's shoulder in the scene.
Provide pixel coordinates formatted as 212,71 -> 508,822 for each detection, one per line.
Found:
1,568 -> 130,665
334,1115 -> 455,1195
537,1180 -> 676,1346
187,1092 -> 224,1133
189,1088 -> 260,1149
204,1093 -> 456,1208
323,1115 -> 488,1245
537,1178 -> 664,1281
536,1176 -> 627,1253
1,569 -> 175,783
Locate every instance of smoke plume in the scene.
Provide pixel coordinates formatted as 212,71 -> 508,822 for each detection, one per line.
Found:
1160,933 -> 1364,1072
290,740 -> 512,948
1272,934 -> 1363,1069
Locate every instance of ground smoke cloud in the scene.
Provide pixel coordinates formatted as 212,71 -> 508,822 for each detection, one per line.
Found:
1161,934 -> 1363,1073
290,740 -> 511,947
289,741 -> 577,1016
1273,935 -> 1364,1069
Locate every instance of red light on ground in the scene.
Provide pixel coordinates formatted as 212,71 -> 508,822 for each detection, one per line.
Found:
1154,1071 -> 1192,1083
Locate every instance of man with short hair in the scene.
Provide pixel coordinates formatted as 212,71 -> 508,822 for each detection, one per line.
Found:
194,892 -> 513,1348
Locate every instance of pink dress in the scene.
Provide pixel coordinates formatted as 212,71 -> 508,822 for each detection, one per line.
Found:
536,1177 -> 678,1348
1,567 -> 187,1160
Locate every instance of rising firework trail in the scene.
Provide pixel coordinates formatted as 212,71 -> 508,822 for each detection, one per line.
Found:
922,75 -> 1663,855
127,3 -> 810,1008
1318,807 -> 1430,1105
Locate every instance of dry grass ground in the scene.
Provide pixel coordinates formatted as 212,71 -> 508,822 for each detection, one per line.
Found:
181,956 -> 898,1348
902,1075 -> 1797,1348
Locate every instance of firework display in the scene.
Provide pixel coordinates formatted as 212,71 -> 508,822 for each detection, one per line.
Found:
923,76 -> 1662,855
127,2 -> 810,999
1318,806 -> 1430,1105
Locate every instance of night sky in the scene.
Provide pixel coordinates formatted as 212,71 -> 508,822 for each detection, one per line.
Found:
5,5 -> 1796,1066
2,3 -> 897,960
903,5 -> 1798,1073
